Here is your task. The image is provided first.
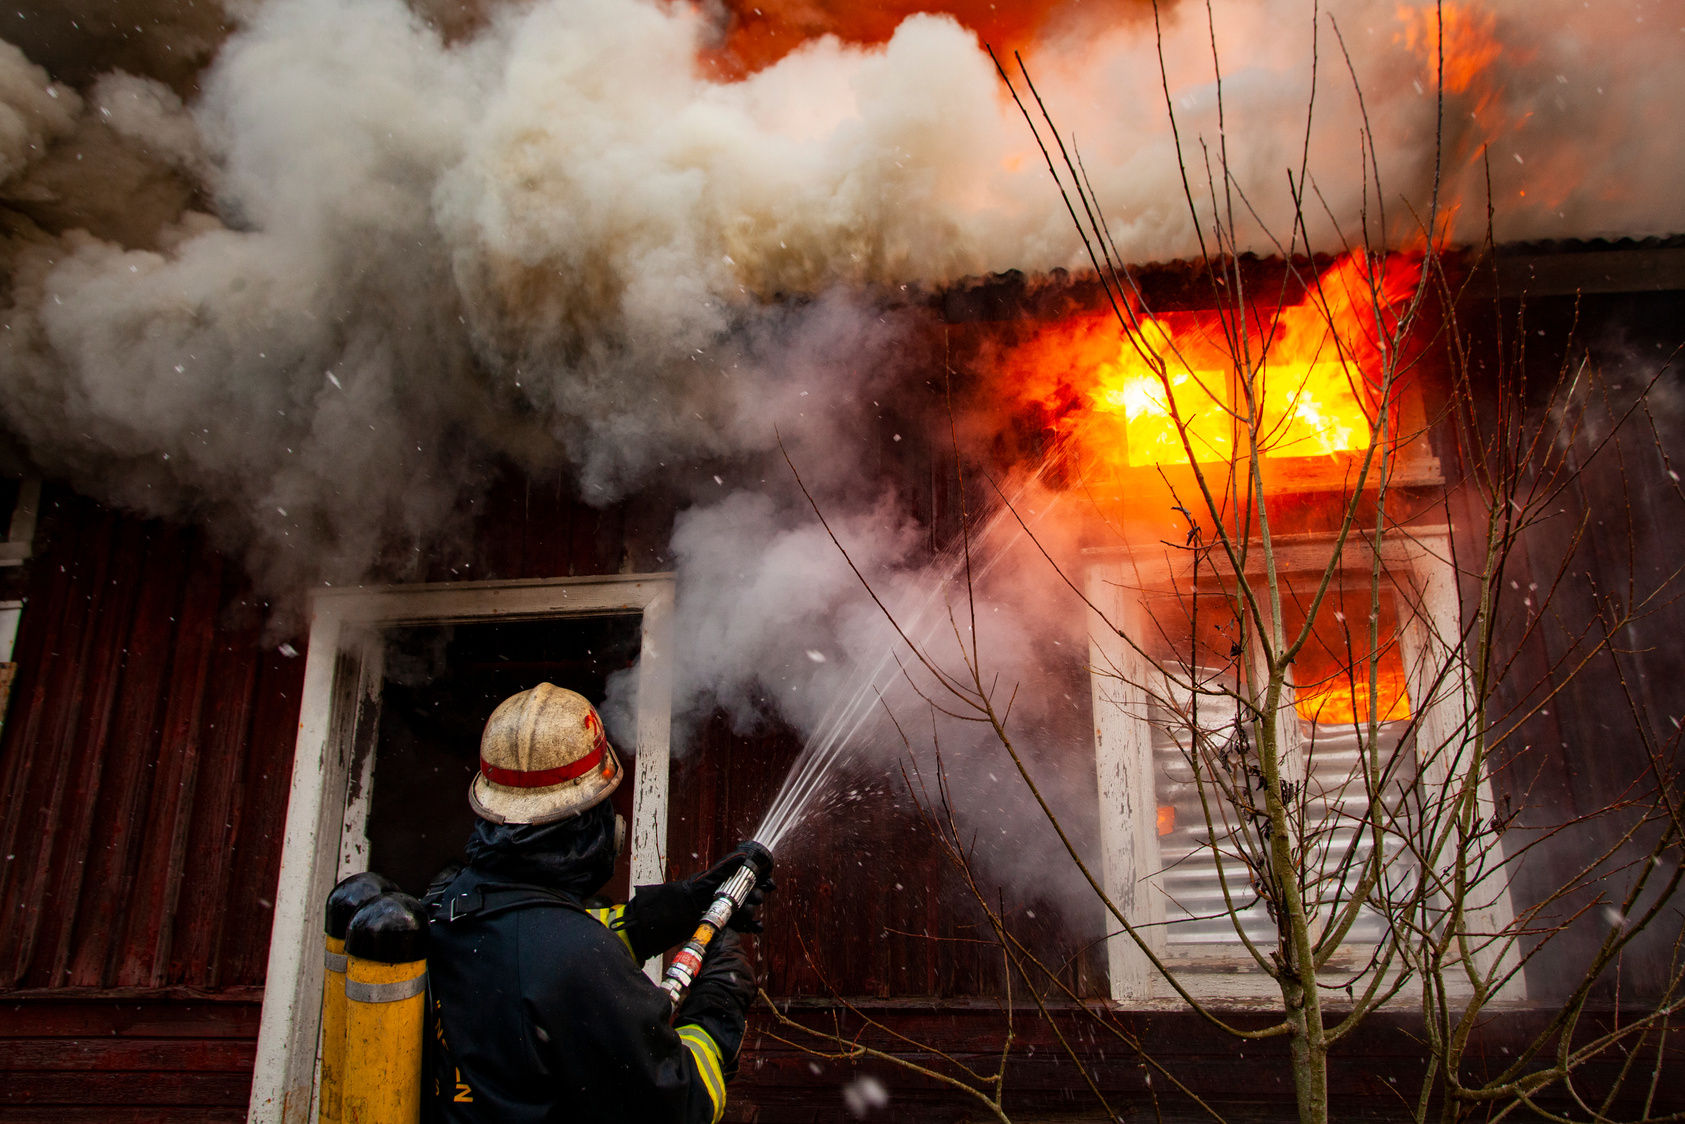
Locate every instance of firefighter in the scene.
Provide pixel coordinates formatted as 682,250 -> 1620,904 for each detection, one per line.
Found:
423,682 -> 770,1124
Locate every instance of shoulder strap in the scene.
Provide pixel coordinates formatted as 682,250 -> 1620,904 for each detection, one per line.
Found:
430,880 -> 588,925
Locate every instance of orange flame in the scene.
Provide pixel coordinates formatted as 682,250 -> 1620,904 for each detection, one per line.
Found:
1292,668 -> 1412,726
1394,3 -> 1501,97
697,0 -> 1148,80
1007,253 -> 1422,477
1287,588 -> 1413,726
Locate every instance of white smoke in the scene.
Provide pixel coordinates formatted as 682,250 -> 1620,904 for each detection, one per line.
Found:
90,71 -> 205,176
1,0 -> 1679,600
0,41 -> 79,183
640,469 -> 1103,903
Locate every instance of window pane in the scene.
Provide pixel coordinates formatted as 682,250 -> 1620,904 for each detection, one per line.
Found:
1281,583 -> 1412,726
1139,584 -> 1421,965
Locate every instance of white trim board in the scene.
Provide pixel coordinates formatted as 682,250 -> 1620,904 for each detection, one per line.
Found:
247,574 -> 676,1124
0,600 -> 22,663
0,477 -> 40,567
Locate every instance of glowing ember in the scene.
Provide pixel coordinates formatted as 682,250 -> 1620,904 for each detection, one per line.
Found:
1008,252 -> 1422,476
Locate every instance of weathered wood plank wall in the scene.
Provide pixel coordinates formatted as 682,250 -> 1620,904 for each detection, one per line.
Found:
0,491 -> 303,1119
1472,288 -> 1685,1002
0,998 -> 261,1122
0,491 -> 305,992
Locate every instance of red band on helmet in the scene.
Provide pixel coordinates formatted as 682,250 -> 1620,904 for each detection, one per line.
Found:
583,709 -> 610,758
480,746 -> 604,789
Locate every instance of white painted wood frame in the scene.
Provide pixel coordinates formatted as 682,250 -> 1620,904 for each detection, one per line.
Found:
1086,530 -> 1521,1004
1087,564 -> 1163,1001
0,600 -> 21,662
0,477 -> 40,567
248,574 -> 676,1124
1395,533 -> 1525,1001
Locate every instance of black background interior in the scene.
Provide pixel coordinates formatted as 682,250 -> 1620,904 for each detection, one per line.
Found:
367,614 -> 643,897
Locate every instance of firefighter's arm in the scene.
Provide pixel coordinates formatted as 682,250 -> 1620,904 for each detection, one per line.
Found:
675,929 -> 754,1081
542,923 -> 734,1124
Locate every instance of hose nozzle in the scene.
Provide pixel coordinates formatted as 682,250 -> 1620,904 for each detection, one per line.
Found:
736,840 -> 775,881
659,841 -> 774,1012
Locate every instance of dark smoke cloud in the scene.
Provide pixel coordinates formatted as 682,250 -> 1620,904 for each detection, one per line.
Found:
8,0 -> 230,97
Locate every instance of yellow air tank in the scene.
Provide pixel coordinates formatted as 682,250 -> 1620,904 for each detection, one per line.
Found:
320,873 -> 396,1124
342,892 -> 429,1124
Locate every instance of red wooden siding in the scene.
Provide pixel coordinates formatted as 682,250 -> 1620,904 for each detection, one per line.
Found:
423,464 -> 672,582
670,710 -> 1109,1002
729,1005 -> 1684,1123
1466,289 -> 1685,1003
0,997 -> 262,1123
0,489 -> 303,1118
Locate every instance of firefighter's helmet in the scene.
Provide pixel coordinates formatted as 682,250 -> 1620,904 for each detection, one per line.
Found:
469,683 -> 623,825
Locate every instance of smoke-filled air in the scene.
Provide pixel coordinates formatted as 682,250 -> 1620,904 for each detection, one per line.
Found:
1,0 -> 1681,879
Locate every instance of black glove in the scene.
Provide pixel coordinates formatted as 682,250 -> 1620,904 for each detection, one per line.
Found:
689,843 -> 777,935
621,844 -> 777,960
676,928 -> 754,1072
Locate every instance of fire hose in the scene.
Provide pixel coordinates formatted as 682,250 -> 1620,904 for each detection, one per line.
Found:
658,840 -> 775,1012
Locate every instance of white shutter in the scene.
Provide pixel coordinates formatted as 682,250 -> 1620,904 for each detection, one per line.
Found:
1152,703 -> 1418,961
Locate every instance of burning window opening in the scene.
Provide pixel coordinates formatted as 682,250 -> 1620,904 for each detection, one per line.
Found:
1006,251 -> 1427,480
1282,585 -> 1414,727
1135,584 -> 1413,737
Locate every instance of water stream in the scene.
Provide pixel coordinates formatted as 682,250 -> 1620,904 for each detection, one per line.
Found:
751,467 -> 1062,851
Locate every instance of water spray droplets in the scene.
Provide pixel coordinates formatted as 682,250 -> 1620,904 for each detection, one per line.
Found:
752,465 -> 1060,850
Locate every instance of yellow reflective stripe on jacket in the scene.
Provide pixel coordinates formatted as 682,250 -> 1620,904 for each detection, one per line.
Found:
584,905 -> 635,959
676,1025 -> 726,1123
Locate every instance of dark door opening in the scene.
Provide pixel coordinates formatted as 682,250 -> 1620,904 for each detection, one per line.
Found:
368,614 -> 644,897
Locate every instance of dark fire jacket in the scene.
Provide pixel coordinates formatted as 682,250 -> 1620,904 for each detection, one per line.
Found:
423,866 -> 735,1124
421,805 -> 741,1124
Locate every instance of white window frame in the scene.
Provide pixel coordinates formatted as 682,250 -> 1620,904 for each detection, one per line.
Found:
0,477 -> 40,567
0,598 -> 21,738
1087,530 -> 1522,1005
0,476 -> 40,739
248,574 -> 675,1124
0,600 -> 20,663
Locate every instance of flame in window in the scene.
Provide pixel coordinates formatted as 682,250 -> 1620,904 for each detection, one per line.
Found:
1005,252 -> 1422,476
1286,588 -> 1414,726
1292,668 -> 1412,726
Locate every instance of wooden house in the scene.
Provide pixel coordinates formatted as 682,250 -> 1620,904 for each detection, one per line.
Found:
1,239 -> 1681,1122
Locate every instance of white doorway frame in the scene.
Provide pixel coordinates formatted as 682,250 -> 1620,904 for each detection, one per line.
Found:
247,574 -> 675,1124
